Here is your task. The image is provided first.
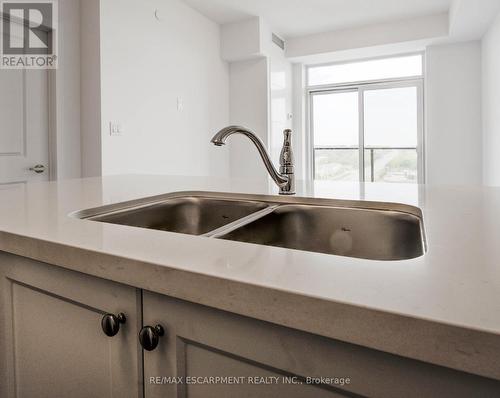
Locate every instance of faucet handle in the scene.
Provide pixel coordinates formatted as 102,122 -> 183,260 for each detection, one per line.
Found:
280,129 -> 293,168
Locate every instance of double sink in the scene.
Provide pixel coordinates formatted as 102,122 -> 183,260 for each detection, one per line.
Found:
74,192 -> 426,261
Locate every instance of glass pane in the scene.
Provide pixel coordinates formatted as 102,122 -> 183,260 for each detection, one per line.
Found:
364,149 -> 417,183
314,149 -> 359,181
364,86 -> 418,148
308,55 -> 422,86
312,91 -> 358,147
364,149 -> 372,181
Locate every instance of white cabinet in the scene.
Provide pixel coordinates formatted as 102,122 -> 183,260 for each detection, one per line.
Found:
1,252 -> 499,398
141,291 -> 500,398
0,253 -> 143,398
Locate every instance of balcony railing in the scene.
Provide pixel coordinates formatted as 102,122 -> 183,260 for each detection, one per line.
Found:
314,146 -> 418,183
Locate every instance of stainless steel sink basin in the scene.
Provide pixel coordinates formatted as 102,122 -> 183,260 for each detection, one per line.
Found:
74,192 -> 426,261
81,196 -> 269,236
217,204 -> 424,261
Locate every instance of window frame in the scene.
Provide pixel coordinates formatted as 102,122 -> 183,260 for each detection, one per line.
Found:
306,53 -> 425,184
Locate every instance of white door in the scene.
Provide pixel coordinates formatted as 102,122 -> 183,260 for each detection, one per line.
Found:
0,38 -> 49,185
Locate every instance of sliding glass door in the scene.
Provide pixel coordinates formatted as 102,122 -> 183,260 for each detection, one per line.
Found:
312,90 -> 360,181
310,80 -> 424,183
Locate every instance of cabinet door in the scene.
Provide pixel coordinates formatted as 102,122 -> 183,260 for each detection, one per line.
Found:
142,291 -> 500,398
0,252 -> 143,398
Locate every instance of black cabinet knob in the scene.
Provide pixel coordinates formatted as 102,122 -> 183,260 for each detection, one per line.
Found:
101,313 -> 126,337
139,325 -> 165,351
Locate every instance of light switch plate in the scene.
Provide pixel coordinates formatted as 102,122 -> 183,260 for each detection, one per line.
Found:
177,97 -> 184,112
109,122 -> 123,136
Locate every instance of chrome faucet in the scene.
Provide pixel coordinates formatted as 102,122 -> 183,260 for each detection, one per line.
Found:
211,126 -> 295,195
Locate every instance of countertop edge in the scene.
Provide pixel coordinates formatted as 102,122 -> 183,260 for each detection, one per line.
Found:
0,230 -> 498,381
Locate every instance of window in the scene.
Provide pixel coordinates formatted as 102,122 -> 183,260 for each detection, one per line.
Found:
308,54 -> 424,183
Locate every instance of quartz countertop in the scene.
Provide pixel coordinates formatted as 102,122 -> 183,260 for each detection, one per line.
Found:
0,175 -> 499,379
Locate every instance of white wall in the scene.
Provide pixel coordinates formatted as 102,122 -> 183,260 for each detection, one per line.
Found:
221,17 -> 262,62
291,63 -> 307,181
287,13 -> 448,59
80,0 -> 102,178
227,51 -> 292,183
482,12 -> 500,186
222,17 -> 293,183
268,41 -> 292,170
54,0 -> 81,180
425,41 -> 483,186
228,58 -> 269,180
99,0 -> 229,177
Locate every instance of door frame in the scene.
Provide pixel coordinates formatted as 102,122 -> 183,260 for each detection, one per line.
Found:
48,67 -> 57,180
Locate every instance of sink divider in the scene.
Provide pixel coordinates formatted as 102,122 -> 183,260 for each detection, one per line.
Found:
203,204 -> 281,239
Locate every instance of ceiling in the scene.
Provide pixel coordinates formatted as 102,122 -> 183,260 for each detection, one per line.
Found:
183,0 -> 452,38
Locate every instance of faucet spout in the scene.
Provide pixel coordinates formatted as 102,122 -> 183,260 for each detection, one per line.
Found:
211,126 -> 295,195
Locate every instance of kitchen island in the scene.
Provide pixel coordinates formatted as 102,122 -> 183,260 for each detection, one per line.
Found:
0,175 -> 499,397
